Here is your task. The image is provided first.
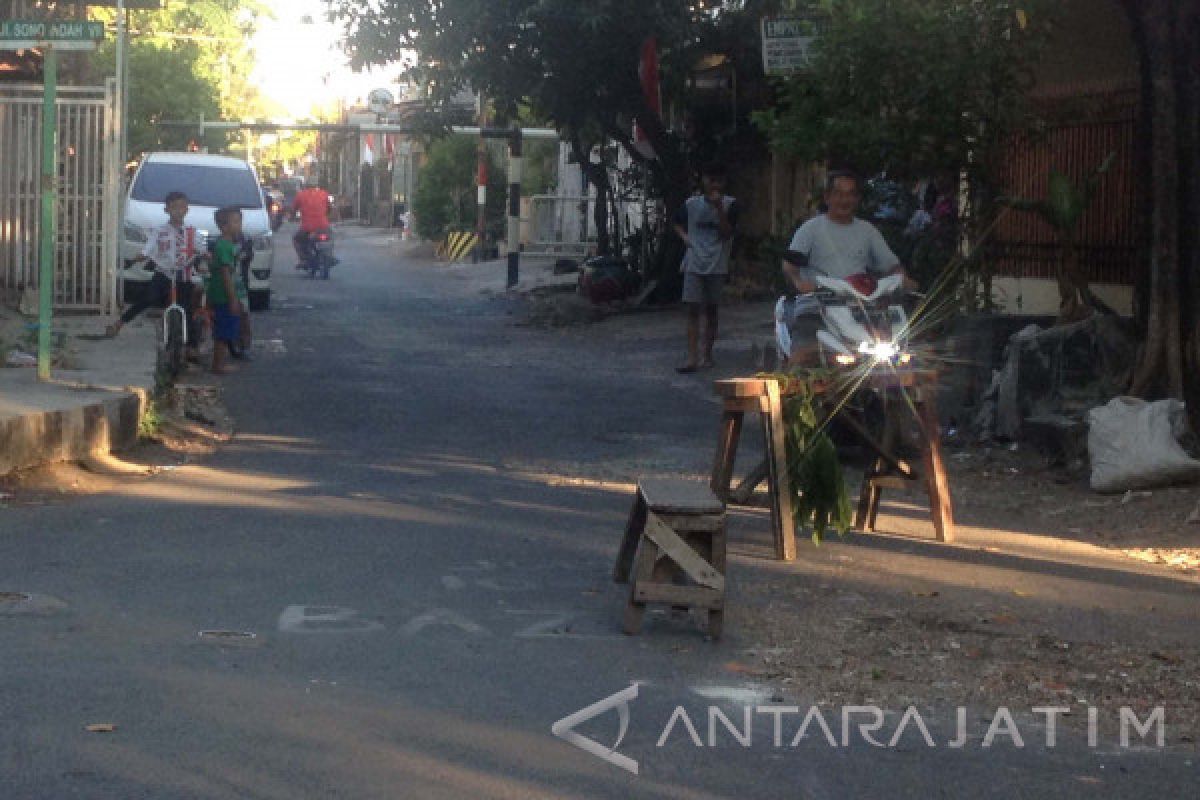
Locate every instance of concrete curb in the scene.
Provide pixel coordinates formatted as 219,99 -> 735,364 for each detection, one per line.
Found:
0,386 -> 149,477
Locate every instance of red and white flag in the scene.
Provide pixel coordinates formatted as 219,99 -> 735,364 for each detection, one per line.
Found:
633,37 -> 661,160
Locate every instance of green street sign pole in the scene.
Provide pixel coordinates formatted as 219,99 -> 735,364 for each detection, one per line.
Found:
37,47 -> 57,381
2,20 -> 105,380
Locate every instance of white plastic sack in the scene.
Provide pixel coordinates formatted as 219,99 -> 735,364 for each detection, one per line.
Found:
1088,397 -> 1200,492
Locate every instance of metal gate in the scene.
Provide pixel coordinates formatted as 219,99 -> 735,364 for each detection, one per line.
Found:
0,80 -> 120,313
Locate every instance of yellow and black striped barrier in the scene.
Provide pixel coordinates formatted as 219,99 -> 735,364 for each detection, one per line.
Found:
438,230 -> 479,262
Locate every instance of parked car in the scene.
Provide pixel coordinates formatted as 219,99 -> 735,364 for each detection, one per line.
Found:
121,152 -> 275,311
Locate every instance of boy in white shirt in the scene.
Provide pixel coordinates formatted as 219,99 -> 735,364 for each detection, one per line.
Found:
107,191 -> 204,363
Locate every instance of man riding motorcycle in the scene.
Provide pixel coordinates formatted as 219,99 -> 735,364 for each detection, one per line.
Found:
779,170 -> 915,366
291,183 -> 337,268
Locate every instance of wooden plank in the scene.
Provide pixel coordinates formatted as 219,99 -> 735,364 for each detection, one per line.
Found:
634,583 -> 723,609
713,378 -> 770,399
869,475 -> 917,491
729,458 -> 769,505
613,491 -> 647,584
762,380 -> 798,561
917,397 -> 956,543
657,513 -> 725,533
623,539 -> 660,635
643,513 -> 725,591
722,397 -> 763,414
638,478 -> 725,515
836,412 -> 915,480
710,410 -> 744,500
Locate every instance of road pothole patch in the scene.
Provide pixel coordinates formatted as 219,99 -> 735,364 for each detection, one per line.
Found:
197,629 -> 259,646
0,591 -> 68,616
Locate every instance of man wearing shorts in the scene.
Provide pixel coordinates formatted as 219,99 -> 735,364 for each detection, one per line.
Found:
673,163 -> 738,373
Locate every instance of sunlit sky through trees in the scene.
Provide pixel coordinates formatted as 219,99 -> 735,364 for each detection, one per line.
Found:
249,0 -> 401,118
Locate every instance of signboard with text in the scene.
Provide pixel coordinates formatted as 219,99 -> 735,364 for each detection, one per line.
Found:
0,19 -> 105,51
761,15 -> 825,75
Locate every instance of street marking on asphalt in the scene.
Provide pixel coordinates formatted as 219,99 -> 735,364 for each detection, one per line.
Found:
475,577 -> 536,592
449,560 -> 496,573
506,610 -> 624,640
277,605 -> 384,634
399,608 -> 489,637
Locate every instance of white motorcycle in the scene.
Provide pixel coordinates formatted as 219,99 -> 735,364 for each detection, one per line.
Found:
775,271 -> 913,369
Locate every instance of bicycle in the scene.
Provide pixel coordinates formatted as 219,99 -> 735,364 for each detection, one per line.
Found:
157,256 -> 206,380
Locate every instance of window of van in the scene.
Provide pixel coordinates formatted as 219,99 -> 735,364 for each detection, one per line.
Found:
132,163 -> 264,209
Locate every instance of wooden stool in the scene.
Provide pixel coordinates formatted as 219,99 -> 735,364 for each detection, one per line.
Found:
711,373 -> 955,549
612,479 -> 727,638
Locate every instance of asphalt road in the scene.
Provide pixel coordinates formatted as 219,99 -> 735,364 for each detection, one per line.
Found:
1,225 -> 1194,799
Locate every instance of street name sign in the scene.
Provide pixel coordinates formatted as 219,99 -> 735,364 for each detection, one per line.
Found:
761,15 -> 824,75
0,19 -> 105,51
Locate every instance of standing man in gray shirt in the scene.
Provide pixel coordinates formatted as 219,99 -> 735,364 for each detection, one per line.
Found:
674,163 -> 739,373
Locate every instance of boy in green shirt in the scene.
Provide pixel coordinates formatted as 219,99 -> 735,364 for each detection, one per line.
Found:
208,207 -> 244,374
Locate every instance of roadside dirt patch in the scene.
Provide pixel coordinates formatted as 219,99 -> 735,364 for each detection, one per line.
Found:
946,443 -> 1200,572
737,578 -> 1199,746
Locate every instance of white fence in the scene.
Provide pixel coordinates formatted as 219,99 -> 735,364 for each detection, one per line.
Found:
0,81 -> 120,312
527,195 -> 596,258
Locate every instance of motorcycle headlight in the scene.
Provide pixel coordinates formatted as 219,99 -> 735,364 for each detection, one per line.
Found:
123,222 -> 147,243
858,340 -> 897,361
252,234 -> 273,252
858,340 -> 911,363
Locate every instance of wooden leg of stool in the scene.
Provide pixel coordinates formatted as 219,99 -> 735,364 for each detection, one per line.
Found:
763,382 -> 797,561
867,478 -> 884,531
613,491 -> 647,584
708,522 -> 727,639
623,540 -> 659,635
711,410 -> 744,501
856,461 -> 882,531
917,396 -> 955,543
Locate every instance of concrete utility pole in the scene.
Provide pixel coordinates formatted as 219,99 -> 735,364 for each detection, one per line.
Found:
475,93 -> 487,263
505,125 -> 522,288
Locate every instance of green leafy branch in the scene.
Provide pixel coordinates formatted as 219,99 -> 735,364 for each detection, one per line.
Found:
759,370 -> 854,544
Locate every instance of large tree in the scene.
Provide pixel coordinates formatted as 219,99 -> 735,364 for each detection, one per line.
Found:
756,0 -> 1055,308
1120,0 -> 1199,414
326,0 -> 747,280
89,0 -> 268,159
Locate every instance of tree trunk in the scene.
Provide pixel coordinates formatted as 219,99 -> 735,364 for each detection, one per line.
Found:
569,135 -> 612,257
1174,1 -> 1200,416
1129,0 -> 1184,399
631,103 -> 692,300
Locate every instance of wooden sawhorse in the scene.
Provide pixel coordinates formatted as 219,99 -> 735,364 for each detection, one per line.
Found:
710,372 -> 955,560
613,479 -> 727,638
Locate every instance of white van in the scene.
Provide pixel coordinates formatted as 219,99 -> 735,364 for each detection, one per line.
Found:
121,152 -> 275,310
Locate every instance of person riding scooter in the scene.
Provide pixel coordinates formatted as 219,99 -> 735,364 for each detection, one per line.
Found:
292,182 -> 338,268
779,170 -> 915,365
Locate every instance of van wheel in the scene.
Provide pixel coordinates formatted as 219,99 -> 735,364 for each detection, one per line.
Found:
248,289 -> 270,311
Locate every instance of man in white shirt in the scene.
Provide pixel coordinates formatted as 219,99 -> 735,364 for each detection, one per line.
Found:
782,171 -> 909,291
779,171 -> 913,363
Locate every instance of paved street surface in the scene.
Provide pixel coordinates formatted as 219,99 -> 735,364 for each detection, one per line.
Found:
1,224 -> 1195,798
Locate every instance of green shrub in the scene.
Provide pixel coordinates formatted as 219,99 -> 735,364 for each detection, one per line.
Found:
413,135 -> 506,241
